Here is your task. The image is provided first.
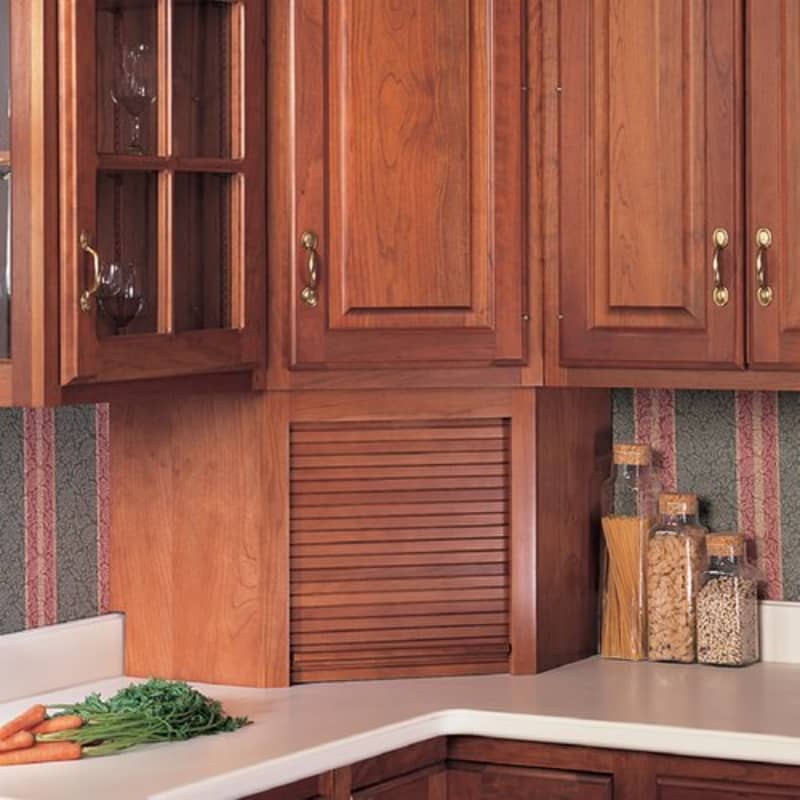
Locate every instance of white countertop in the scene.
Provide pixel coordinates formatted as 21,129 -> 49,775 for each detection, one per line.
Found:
1,656 -> 800,800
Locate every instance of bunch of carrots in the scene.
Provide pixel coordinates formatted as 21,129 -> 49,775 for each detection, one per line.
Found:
0,704 -> 82,765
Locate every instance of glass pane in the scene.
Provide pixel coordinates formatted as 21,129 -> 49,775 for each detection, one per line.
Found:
0,172 -> 9,358
172,0 -> 235,157
173,172 -> 232,331
0,0 -> 9,152
96,172 -> 158,336
97,1 -> 158,156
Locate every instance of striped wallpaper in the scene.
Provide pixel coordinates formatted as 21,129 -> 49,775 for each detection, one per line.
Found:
613,389 -> 800,602
0,404 -> 109,635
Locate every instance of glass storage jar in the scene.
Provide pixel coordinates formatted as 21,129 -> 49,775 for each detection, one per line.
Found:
697,532 -> 759,667
599,443 -> 659,660
647,493 -> 707,662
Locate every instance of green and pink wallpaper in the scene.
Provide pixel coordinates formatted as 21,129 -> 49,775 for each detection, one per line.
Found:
0,405 -> 110,634
613,389 -> 799,601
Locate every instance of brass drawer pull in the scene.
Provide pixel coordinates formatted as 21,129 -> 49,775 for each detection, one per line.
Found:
79,231 -> 101,312
755,227 -> 774,307
711,227 -> 730,308
300,230 -> 320,308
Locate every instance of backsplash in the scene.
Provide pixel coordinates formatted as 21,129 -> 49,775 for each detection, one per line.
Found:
0,405 -> 109,634
613,389 -> 799,602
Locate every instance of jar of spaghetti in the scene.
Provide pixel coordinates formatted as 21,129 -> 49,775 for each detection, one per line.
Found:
647,493 -> 707,662
599,443 -> 659,660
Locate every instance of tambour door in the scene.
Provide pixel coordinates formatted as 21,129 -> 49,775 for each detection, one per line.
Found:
747,1 -> 800,368
558,0 -> 743,369
58,0 -> 265,386
290,0 -> 525,368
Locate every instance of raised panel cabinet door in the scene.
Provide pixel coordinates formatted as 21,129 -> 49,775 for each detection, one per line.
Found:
448,764 -> 614,800
58,0 -> 266,386
290,0 -> 525,368
559,0 -> 743,369
747,2 -> 800,368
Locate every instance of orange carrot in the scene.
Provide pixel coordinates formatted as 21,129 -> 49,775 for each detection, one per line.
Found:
0,731 -> 34,753
0,705 -> 46,741
30,716 -> 83,735
0,741 -> 81,766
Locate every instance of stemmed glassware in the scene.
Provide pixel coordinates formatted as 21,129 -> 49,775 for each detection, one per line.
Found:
111,43 -> 156,154
97,262 -> 144,333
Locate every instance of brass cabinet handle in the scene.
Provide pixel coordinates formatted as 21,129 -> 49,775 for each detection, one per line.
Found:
755,227 -> 774,307
300,230 -> 319,308
79,231 -> 101,312
711,227 -> 730,307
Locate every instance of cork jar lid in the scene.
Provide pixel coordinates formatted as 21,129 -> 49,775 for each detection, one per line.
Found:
613,443 -> 651,466
707,532 -> 746,558
658,492 -> 698,515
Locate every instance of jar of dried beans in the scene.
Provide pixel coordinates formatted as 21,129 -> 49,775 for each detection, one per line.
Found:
697,532 -> 759,667
647,493 -> 707,663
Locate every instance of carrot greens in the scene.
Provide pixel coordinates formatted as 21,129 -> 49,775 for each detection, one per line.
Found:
40,679 -> 249,757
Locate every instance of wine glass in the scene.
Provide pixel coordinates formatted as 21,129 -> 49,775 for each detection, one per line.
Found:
97,262 -> 145,333
111,43 -> 156,154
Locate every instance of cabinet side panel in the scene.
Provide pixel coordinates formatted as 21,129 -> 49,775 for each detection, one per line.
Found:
534,388 -> 611,672
111,393 -> 287,687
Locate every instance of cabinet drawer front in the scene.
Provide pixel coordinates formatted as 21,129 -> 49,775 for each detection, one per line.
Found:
658,776 -> 800,799
449,764 -> 613,800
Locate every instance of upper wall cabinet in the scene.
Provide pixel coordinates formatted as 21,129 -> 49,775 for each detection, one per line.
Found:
288,0 -> 526,369
58,0 -> 266,387
558,0 -> 743,370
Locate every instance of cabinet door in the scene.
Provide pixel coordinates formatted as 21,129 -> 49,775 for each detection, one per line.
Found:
58,0 -> 265,386
449,764 -> 613,800
290,0 -> 525,368
558,0 -> 743,369
747,2 -> 800,367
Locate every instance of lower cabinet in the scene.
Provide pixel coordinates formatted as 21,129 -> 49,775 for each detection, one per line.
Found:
249,737 -> 800,800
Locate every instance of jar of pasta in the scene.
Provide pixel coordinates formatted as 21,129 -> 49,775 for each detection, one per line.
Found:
599,443 -> 659,660
647,493 -> 707,662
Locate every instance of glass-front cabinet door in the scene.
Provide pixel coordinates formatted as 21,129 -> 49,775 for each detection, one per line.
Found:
59,0 -> 265,386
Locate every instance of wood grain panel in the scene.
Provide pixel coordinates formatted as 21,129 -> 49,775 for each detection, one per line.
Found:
290,0 -> 524,366
558,0 -> 742,369
748,1 -> 800,368
110,392 -> 288,687
290,419 -> 511,682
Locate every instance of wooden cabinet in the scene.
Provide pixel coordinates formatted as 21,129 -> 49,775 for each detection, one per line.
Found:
551,0 -> 800,385
286,0 -> 526,370
255,738 -> 800,800
557,0 -> 743,371
0,0 -> 266,405
58,0 -> 266,387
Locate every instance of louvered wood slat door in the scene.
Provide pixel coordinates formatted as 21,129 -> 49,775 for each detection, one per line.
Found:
290,419 -> 511,683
